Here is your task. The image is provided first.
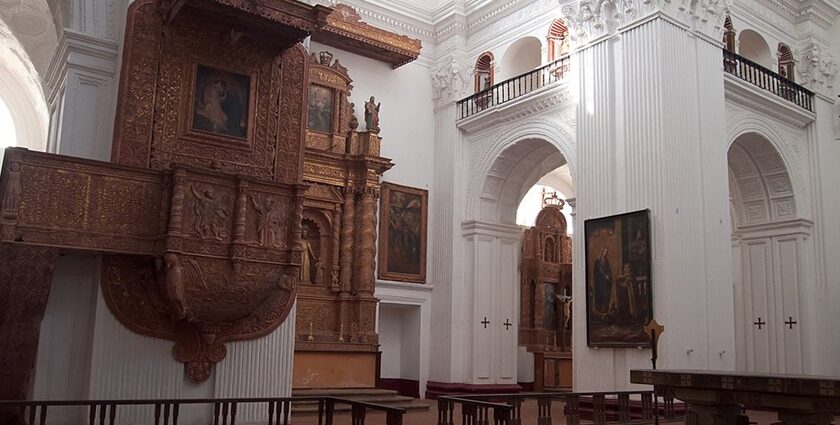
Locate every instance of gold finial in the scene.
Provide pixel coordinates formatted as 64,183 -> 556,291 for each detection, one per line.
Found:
307,322 -> 315,342
338,324 -> 345,343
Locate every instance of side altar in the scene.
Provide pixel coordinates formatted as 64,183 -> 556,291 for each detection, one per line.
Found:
519,198 -> 573,390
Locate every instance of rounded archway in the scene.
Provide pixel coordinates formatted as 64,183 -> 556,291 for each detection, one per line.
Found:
738,29 -> 772,69
0,19 -> 50,155
728,131 -> 818,375
498,36 -> 542,81
478,138 -> 570,224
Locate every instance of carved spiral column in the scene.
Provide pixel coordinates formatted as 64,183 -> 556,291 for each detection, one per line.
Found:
331,207 -> 341,292
339,187 -> 355,293
355,187 -> 378,294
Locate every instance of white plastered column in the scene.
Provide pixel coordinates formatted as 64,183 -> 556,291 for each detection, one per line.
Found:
563,1 -> 736,390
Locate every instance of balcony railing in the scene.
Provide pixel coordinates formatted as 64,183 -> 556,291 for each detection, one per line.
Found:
723,50 -> 814,111
0,396 -> 406,425
457,56 -> 572,120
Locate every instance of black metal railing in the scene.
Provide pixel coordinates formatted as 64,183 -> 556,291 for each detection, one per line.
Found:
457,56 -> 572,120
723,50 -> 814,112
438,390 -> 684,425
0,396 -> 406,425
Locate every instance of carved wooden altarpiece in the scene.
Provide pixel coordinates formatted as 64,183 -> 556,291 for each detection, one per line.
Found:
312,4 -> 422,68
0,0 -> 330,401
519,204 -> 573,389
293,51 -> 393,388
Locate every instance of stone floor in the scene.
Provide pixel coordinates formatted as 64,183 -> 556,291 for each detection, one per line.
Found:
292,400 -> 820,425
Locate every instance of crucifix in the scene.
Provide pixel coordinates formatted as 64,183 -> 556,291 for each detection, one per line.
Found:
785,317 -> 797,329
753,317 -> 766,330
481,317 -> 490,328
503,319 -> 512,330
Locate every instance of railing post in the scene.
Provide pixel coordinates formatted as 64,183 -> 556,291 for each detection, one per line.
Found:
565,395 -> 580,425
664,394 -> 675,419
510,398 -> 522,425
592,394 -> 606,425
463,403 -> 476,425
537,397 -> 552,425
387,410 -> 403,425
325,399 -> 335,425
438,399 -> 454,425
351,404 -> 366,425
641,392 -> 653,420
493,406 -> 510,425
618,393 -> 630,422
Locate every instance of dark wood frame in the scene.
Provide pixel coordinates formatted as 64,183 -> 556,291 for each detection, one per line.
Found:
186,62 -> 257,146
584,209 -> 653,348
377,182 -> 427,283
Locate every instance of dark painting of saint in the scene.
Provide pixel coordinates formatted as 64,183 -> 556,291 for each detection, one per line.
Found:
387,191 -> 422,274
378,183 -> 428,283
584,209 -> 652,347
307,85 -> 333,133
192,65 -> 250,138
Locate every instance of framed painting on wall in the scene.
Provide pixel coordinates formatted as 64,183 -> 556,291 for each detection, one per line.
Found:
307,84 -> 334,134
191,64 -> 251,139
584,209 -> 653,347
378,183 -> 428,283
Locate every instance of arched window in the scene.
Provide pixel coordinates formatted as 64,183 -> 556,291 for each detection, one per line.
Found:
738,29 -> 772,69
474,52 -> 494,92
723,16 -> 736,52
547,19 -> 570,61
778,43 -> 794,81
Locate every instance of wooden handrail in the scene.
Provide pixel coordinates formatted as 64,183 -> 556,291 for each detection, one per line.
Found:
723,49 -> 814,111
456,55 -> 572,120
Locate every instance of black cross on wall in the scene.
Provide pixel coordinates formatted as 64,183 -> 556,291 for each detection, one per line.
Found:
481,317 -> 489,328
753,317 -> 766,330
503,319 -> 512,330
785,317 -> 797,329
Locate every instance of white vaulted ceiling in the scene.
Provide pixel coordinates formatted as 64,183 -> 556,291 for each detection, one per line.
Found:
0,0 -> 57,74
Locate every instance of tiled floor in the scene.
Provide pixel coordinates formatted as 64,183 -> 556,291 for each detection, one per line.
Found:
293,400 -> 837,425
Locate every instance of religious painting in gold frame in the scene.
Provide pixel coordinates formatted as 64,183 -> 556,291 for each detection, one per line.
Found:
191,64 -> 252,139
378,182 -> 427,283
584,209 -> 652,347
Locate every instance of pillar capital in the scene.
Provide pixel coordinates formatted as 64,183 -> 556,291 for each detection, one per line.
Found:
561,0 -> 730,48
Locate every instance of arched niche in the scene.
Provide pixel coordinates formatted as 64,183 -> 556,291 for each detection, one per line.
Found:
723,15 -> 736,51
738,29 -> 772,69
547,19 -> 570,61
474,52 -> 494,92
728,131 -> 823,375
777,43 -> 795,81
498,36 -> 542,81
302,208 -> 334,287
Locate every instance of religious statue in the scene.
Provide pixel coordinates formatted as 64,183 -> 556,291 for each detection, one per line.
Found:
251,195 -> 286,247
364,96 -> 380,132
348,103 -> 359,131
299,227 -> 318,284
191,186 -> 229,240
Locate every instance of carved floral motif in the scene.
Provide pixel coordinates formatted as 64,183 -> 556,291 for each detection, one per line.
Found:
798,42 -> 837,95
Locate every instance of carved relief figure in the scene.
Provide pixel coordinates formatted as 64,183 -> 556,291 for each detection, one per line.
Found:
252,195 -> 286,247
300,227 -> 319,283
364,96 -> 380,132
191,186 -> 229,240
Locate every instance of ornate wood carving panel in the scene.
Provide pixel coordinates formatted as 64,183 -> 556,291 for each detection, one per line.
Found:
0,0 -> 327,385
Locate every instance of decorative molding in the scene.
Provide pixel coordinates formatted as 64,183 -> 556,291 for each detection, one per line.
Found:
797,41 -> 837,96
561,0 -> 730,46
431,56 -> 471,108
723,73 -> 815,128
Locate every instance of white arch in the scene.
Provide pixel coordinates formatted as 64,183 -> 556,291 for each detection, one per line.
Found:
467,118 -> 576,221
0,19 -> 49,152
727,116 -> 808,220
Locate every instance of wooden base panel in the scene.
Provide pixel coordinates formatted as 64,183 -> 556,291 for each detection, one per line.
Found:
293,351 -> 376,389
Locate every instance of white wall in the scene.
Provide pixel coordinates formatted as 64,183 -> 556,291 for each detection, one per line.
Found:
34,256 -> 297,423
376,282 -> 432,396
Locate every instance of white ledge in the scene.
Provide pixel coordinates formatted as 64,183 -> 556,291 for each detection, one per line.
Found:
724,73 -> 816,128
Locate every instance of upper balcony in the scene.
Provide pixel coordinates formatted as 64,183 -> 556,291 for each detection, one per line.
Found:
456,56 -> 571,121
456,48 -> 814,122
723,50 -> 814,112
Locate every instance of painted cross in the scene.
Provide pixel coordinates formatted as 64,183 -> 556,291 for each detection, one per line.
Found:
753,317 -> 766,330
785,317 -> 797,329
503,319 -> 512,330
481,317 -> 490,328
